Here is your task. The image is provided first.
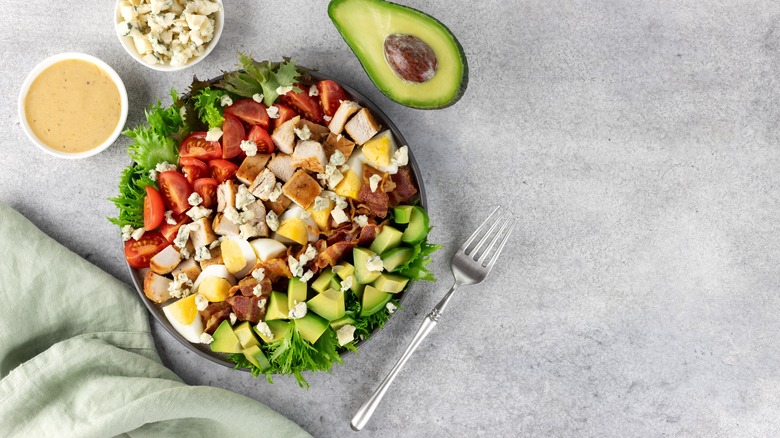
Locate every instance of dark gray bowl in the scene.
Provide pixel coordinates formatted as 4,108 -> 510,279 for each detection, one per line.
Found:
127,71 -> 427,373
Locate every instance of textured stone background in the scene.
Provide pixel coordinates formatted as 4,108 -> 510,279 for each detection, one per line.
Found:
3,0 -> 780,436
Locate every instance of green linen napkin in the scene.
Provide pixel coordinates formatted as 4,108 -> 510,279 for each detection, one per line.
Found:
0,203 -> 311,438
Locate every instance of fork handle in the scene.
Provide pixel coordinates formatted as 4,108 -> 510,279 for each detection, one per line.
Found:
351,283 -> 459,431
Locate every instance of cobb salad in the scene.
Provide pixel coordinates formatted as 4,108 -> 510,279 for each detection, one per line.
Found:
109,54 -> 439,387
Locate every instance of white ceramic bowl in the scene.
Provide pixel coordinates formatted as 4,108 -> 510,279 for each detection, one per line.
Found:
114,0 -> 224,72
17,53 -> 129,160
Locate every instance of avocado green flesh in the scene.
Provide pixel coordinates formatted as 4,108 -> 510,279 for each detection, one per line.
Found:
329,0 -> 466,109
288,278 -> 309,309
312,269 -> 336,294
266,291 -> 289,321
370,225 -> 403,254
393,205 -> 413,224
381,247 -> 414,272
211,320 -> 242,353
242,345 -> 271,371
402,206 -> 430,244
307,289 -> 347,321
254,320 -> 289,343
295,313 -> 329,344
330,315 -> 356,330
372,273 -> 409,293
354,247 -> 382,284
234,321 -> 261,349
361,285 -> 393,317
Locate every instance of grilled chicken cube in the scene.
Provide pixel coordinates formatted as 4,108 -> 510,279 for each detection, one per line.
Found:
149,245 -> 182,275
189,217 -> 217,249
328,100 -> 362,135
199,246 -> 223,269
212,212 -> 240,236
272,115 -> 300,154
143,270 -> 172,304
244,200 -> 270,237
235,153 -> 272,186
344,108 -> 381,145
249,168 -> 277,199
266,154 -> 297,182
216,180 -> 237,213
282,169 -> 322,209
322,132 -> 356,162
297,119 -> 330,142
291,140 -> 327,173
172,258 -> 201,282
264,195 -> 292,216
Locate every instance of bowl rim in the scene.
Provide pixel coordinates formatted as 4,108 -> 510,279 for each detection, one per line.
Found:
113,0 -> 224,72
125,70 -> 428,373
17,52 -> 129,160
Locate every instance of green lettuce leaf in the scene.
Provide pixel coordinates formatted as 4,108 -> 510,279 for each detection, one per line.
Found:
192,87 -> 226,129
218,54 -> 301,106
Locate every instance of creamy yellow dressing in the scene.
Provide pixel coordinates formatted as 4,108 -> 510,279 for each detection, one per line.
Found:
24,60 -> 121,153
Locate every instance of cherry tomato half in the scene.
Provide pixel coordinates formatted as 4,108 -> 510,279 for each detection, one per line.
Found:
143,185 -> 165,231
193,177 -> 219,208
281,85 -> 323,123
317,80 -> 348,117
158,170 -> 194,215
124,231 -> 168,269
179,132 -> 222,161
209,159 -> 239,183
179,157 -> 208,185
247,125 -> 275,154
159,212 -> 191,243
273,104 -> 298,130
224,99 -> 270,130
222,114 -> 246,159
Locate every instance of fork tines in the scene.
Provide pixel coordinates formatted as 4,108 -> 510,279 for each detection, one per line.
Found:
461,206 -> 516,268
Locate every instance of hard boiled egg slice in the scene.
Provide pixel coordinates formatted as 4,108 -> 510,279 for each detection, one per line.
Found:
221,237 -> 257,279
361,130 -> 398,174
307,190 -> 335,232
249,238 -> 288,261
274,205 -> 319,245
345,149 -> 366,182
192,264 -> 236,297
162,294 -> 203,343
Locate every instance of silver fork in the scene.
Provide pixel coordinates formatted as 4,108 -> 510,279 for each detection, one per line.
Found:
351,206 -> 516,431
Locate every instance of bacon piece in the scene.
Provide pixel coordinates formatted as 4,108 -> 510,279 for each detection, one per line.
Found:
357,185 -> 390,218
326,223 -> 360,245
226,295 -> 265,323
252,258 -> 293,280
317,240 -> 357,268
233,275 -> 272,298
389,166 -> 417,206
358,223 -> 380,247
201,302 -> 232,334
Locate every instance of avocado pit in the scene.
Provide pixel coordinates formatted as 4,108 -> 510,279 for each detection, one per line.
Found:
383,34 -> 438,84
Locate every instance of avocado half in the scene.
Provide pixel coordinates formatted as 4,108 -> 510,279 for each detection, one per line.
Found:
328,0 -> 468,109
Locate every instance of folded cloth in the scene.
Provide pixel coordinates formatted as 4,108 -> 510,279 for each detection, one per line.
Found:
0,203 -> 311,438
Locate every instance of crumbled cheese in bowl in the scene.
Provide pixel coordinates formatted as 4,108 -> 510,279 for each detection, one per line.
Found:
115,0 -> 223,70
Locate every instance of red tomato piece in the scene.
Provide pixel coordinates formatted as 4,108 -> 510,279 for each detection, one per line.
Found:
247,125 -> 275,154
317,80 -> 348,117
222,114 -> 246,159
158,170 -> 194,215
124,232 -> 168,269
159,212 -> 190,243
224,99 -> 270,130
193,177 -> 219,208
281,85 -> 323,123
179,132 -> 222,161
143,185 -> 166,231
209,159 -> 239,183
273,104 -> 298,130
179,157 -> 208,185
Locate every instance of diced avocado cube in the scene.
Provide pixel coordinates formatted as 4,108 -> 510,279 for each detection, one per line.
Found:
265,291 -> 289,320
381,247 -> 415,272
354,247 -> 382,284
288,277 -> 309,310
350,279 -> 365,300
254,320 -> 289,343
330,276 -> 342,291
233,321 -> 261,349
361,285 -> 393,317
333,262 -> 355,280
312,268 -> 336,294
307,288 -> 346,321
370,225 -> 403,254
210,320 -> 242,353
242,345 -> 271,371
371,273 -> 409,293
393,205 -> 414,224
295,313 -> 329,344
401,206 -> 430,244
329,315 -> 356,331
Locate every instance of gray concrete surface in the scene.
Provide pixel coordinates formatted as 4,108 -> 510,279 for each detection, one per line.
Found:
3,0 -> 780,436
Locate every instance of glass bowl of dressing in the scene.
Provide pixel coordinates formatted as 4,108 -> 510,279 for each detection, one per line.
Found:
18,53 -> 128,159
